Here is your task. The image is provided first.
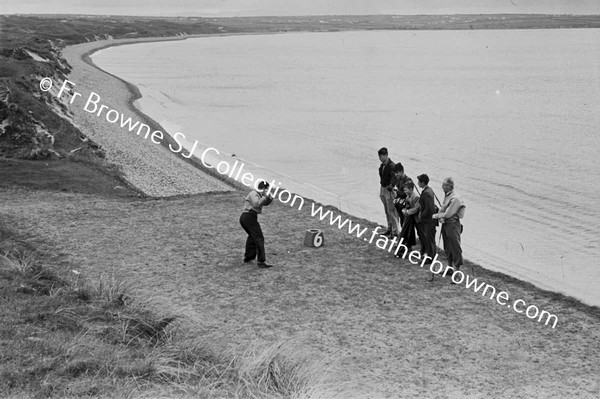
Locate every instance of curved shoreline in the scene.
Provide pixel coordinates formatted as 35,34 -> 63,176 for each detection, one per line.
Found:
62,37 -> 239,197
71,31 -> 304,195
68,32 -> 365,201
80,35 -> 254,192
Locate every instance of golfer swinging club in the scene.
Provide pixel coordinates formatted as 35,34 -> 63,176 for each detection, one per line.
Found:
240,180 -> 274,268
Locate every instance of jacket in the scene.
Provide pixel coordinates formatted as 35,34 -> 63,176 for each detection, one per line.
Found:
378,158 -> 395,188
419,186 -> 437,223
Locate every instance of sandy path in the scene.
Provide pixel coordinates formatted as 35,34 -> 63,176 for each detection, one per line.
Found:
2,187 -> 599,398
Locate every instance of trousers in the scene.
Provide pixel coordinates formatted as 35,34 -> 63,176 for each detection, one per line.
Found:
441,220 -> 463,268
380,187 -> 399,234
239,211 -> 266,262
399,214 -> 418,248
419,220 -> 437,259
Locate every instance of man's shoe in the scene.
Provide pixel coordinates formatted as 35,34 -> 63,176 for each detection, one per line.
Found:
450,266 -> 461,284
243,257 -> 255,263
257,262 -> 273,268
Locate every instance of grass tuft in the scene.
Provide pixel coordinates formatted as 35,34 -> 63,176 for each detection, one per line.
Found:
232,342 -> 347,399
1,239 -> 68,295
86,270 -> 134,304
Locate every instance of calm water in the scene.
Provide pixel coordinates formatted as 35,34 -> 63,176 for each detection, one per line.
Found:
93,29 -> 600,307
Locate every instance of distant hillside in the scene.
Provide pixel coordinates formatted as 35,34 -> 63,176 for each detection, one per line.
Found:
1,13 -> 599,160
0,15 -> 225,160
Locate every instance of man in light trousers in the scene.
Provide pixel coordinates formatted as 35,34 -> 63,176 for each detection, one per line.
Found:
378,147 -> 399,236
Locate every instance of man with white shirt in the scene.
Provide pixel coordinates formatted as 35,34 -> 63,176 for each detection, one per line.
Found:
239,181 -> 274,268
433,177 -> 466,276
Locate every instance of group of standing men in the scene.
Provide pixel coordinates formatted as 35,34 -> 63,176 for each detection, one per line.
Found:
378,147 -> 465,276
237,146 -> 465,272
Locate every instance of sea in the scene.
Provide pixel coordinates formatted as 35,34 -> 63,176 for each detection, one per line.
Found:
92,29 -> 600,307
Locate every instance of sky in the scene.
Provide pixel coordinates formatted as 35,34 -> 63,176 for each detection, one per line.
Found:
1,0 -> 599,16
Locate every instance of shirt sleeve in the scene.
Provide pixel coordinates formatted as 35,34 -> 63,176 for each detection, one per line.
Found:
247,191 -> 262,208
438,196 -> 463,219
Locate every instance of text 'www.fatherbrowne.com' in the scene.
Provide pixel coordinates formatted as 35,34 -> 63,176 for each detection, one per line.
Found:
40,77 -> 558,329
308,203 -> 559,329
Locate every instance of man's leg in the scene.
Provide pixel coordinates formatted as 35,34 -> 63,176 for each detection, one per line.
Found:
446,221 -> 463,269
415,222 -> 425,255
398,218 -> 411,252
379,187 -> 392,234
244,213 -> 266,262
430,223 -> 438,258
254,222 -> 266,263
422,221 -> 436,260
385,191 -> 400,235
441,223 -> 454,274
240,214 -> 257,261
245,236 -> 256,260
398,206 -> 406,228
405,216 -> 416,248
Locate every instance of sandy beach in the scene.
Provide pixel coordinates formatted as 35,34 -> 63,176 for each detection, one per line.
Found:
61,36 -> 235,197
41,36 -> 600,398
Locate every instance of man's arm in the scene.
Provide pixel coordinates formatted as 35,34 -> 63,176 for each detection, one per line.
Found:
248,191 -> 271,207
385,162 -> 395,190
261,194 -> 273,206
247,191 -> 262,208
436,197 -> 462,219
389,174 -> 399,194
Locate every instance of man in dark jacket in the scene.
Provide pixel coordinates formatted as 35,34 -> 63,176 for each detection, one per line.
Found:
417,174 -> 437,263
378,147 -> 398,236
